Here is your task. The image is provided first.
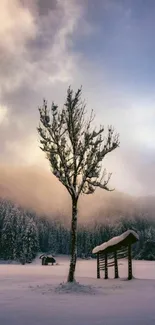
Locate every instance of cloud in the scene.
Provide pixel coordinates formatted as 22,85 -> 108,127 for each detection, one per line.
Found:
0,0 -> 36,53
0,0 -> 76,96
0,105 -> 8,125
0,0 -> 84,164
0,0 -> 155,200
0,0 -> 37,93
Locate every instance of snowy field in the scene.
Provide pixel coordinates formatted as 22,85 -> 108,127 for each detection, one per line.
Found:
0,256 -> 155,325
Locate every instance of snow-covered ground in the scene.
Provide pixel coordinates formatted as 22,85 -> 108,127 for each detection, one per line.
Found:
0,256 -> 155,325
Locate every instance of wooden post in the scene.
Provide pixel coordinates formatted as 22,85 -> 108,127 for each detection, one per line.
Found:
114,250 -> 119,279
97,253 -> 100,279
104,252 -> 108,279
128,244 -> 132,280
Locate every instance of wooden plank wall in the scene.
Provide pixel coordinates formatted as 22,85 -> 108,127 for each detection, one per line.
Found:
99,247 -> 128,271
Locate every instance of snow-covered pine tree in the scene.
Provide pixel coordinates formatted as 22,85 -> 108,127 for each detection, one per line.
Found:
15,212 -> 26,263
23,218 -> 39,263
86,229 -> 93,257
135,226 -> 155,260
61,226 -> 70,255
1,205 -> 21,260
38,218 -> 50,253
48,220 -> 58,255
77,225 -> 83,257
0,199 -> 10,257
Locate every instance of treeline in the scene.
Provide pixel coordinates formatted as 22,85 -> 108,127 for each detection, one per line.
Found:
0,199 -> 155,263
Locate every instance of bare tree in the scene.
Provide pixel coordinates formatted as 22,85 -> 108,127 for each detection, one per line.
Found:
37,87 -> 119,282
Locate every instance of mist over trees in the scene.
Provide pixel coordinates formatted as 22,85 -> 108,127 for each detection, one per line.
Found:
0,198 -> 155,263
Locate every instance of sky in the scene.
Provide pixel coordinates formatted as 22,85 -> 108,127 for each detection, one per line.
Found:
0,0 -> 155,199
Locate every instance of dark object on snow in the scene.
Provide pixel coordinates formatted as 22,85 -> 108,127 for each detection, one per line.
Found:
92,230 -> 139,281
40,254 -> 56,265
20,258 -> 26,265
81,253 -> 92,260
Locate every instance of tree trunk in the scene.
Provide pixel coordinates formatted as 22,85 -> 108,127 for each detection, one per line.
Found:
114,251 -> 119,279
67,197 -> 78,282
104,252 -> 108,279
97,253 -> 100,279
128,244 -> 132,280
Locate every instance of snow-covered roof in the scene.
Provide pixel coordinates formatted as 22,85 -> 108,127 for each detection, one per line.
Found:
39,254 -> 55,259
92,230 -> 139,254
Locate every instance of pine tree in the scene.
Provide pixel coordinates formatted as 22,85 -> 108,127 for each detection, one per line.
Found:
1,206 -> 20,260
48,221 -> 58,255
38,218 -> 50,252
24,219 -> 39,262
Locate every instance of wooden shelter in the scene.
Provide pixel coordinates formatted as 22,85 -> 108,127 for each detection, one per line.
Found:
39,254 -> 56,266
92,230 -> 139,280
